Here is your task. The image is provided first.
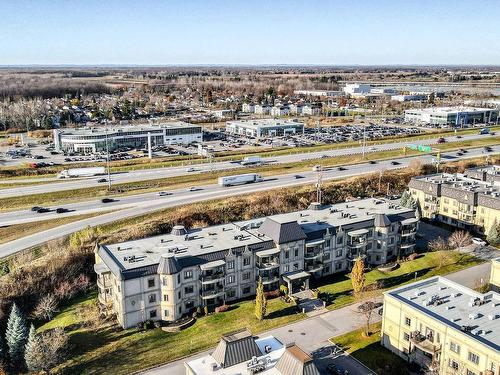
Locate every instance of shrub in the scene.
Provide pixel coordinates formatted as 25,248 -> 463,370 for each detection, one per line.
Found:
215,305 -> 229,313
406,252 -> 419,261
279,284 -> 288,296
264,290 -> 280,299
203,306 -> 209,316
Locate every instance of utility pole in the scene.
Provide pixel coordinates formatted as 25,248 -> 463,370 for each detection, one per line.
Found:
105,126 -> 111,190
378,170 -> 383,193
315,172 -> 323,204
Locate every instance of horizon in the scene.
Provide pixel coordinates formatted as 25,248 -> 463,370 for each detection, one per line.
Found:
2,0 -> 500,66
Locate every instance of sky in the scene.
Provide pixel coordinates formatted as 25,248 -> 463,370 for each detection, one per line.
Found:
0,0 -> 499,66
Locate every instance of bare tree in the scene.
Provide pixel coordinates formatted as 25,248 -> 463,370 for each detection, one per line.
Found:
448,231 -> 472,249
357,298 -> 377,337
33,294 -> 59,321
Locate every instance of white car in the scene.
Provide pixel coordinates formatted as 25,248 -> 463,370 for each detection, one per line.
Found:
158,191 -> 172,196
471,237 -> 487,246
186,167 -> 196,172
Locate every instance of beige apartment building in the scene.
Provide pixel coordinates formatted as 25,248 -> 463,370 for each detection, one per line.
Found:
95,198 -> 418,329
409,166 -> 500,234
381,276 -> 500,375
491,257 -> 500,292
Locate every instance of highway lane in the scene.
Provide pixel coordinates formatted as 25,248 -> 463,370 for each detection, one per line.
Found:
0,145 -> 498,258
0,132 -> 493,198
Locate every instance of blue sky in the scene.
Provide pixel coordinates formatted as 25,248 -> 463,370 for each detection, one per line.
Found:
1,0 -> 499,65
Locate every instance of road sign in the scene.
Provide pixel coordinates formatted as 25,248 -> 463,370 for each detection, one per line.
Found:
407,144 -> 431,152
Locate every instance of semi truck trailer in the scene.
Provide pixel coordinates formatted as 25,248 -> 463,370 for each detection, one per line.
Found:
241,156 -> 262,165
57,167 -> 106,179
218,173 -> 263,187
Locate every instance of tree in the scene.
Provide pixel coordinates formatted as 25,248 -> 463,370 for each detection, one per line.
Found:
400,190 -> 417,209
255,277 -> 267,321
350,257 -> 366,297
25,325 -> 43,372
357,300 -> 376,337
448,231 -> 472,249
0,333 -> 4,367
5,303 -> 28,364
486,220 -> 500,245
33,294 -> 59,321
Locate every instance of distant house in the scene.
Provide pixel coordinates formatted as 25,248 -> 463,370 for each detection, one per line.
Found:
242,103 -> 255,113
302,104 -> 322,116
271,105 -> 290,117
289,103 -> 304,115
254,104 -> 271,115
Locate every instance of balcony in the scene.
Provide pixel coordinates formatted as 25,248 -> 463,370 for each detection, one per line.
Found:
401,228 -> 417,237
256,258 -> 280,270
200,285 -> 225,299
304,249 -> 323,259
305,261 -> 323,273
200,271 -> 225,284
410,331 -> 441,355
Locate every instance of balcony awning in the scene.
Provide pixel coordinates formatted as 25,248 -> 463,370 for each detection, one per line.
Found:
200,260 -> 226,270
255,248 -> 281,257
94,263 -> 110,274
348,228 -> 369,236
283,270 -> 310,282
401,218 -> 418,225
305,239 -> 325,247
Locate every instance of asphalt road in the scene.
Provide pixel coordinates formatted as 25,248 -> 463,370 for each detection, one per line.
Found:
0,132 -> 493,198
0,145 -> 498,258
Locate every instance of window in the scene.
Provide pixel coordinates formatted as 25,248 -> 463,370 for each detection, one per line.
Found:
466,371 -> 477,375
177,274 -> 181,283
284,265 -> 290,272
450,342 -> 460,354
403,332 -> 410,341
293,263 -> 299,270
162,277 -> 167,286
335,262 -> 342,270
227,260 -> 235,270
185,301 -> 194,309
178,291 -> 181,299
227,275 -> 235,284
294,249 -> 299,257
226,289 -> 236,298
285,251 -> 289,259
148,294 -> 156,303
243,257 -> 250,266
337,236 -> 343,245
405,317 -> 411,326
184,286 -> 194,295
164,309 -> 169,317
148,278 -> 155,288
243,286 -> 251,294
389,237 -> 394,245
243,272 -> 250,280
149,310 -> 157,319
468,351 -> 479,365
336,249 -> 342,257
448,359 -> 459,370
366,242 -> 372,250
184,270 -> 193,280
163,294 -> 169,302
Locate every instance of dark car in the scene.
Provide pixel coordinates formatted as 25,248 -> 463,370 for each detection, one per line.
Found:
36,207 -> 50,213
368,160 -> 377,164
97,178 -> 108,183
327,363 -> 349,375
337,166 -> 347,171
101,198 -> 114,203
55,208 -> 68,214
456,135 -> 462,139
390,161 -> 400,165
31,206 -> 42,212
437,137 -> 446,143
294,175 -> 305,179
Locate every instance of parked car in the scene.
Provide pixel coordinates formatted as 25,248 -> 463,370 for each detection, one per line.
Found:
158,191 -> 172,196
472,238 -> 487,246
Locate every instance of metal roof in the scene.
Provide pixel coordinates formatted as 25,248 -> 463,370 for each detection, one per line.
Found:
258,218 -> 307,244
157,254 -> 182,275
212,329 -> 263,369
274,344 -> 321,375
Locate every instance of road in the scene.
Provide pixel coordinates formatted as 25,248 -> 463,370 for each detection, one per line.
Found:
138,262 -> 492,375
0,132 -> 494,198
0,145 -> 498,258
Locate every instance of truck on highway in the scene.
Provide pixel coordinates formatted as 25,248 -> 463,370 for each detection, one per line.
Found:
479,128 -> 490,135
218,173 -> 263,187
57,167 -> 106,179
241,155 -> 262,165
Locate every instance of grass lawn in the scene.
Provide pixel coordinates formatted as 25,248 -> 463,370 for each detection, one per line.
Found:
331,322 -> 412,375
314,251 -> 482,310
41,295 -> 305,375
41,250 -> 480,374
1,137 -> 498,212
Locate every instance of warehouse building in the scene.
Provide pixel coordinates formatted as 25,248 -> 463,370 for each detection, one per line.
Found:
381,276 -> 500,375
94,198 -> 418,328
53,121 -> 202,154
404,106 -> 498,126
225,119 -> 304,138
408,166 -> 500,234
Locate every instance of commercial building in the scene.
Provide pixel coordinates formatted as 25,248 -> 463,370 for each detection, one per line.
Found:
391,94 -> 429,102
343,83 -> 373,96
185,329 -> 320,375
408,166 -> 500,234
294,89 -> 343,97
404,106 -> 499,126
225,119 -> 304,138
95,198 -> 418,328
381,276 -> 500,375
53,122 -> 202,154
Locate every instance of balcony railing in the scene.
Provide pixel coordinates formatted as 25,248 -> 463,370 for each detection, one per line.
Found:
305,262 -> 323,272
410,331 -> 441,354
256,260 -> 280,270
304,250 -> 323,259
200,287 -> 225,299
200,271 -> 225,283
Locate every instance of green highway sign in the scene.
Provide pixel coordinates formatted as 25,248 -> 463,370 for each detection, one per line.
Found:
407,144 -> 432,152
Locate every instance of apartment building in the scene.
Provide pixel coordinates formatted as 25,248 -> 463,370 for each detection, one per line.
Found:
381,276 -> 500,375
53,121 -> 202,154
241,103 -> 255,113
185,329 -> 321,375
254,104 -> 272,115
225,119 -> 304,138
491,257 -> 500,292
95,198 -> 418,328
408,166 -> 500,234
404,106 -> 499,126
270,105 -> 290,117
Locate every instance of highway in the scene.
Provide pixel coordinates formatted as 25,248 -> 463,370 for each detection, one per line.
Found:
0,132 -> 494,198
0,144 -> 498,258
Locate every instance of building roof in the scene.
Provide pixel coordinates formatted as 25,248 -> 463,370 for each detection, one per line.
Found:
405,106 -> 497,115
274,344 -> 321,375
385,276 -> 500,353
212,329 -> 263,368
374,213 -> 391,227
258,218 -> 307,244
157,253 -> 181,275
226,119 -> 304,130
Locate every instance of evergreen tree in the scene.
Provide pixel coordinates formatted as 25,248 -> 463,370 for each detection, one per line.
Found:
5,303 -> 28,364
25,325 -> 43,373
486,220 -> 500,245
255,277 -> 267,321
0,332 -> 4,364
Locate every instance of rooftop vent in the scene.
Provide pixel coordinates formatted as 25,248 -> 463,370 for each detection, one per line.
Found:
308,202 -> 322,211
171,225 -> 187,236
488,314 -> 498,321
468,313 -> 480,320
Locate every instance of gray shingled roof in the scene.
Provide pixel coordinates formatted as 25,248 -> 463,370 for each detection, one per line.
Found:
211,329 -> 262,368
258,218 -> 306,244
157,254 -> 181,275
373,213 -> 391,227
274,344 -> 321,375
